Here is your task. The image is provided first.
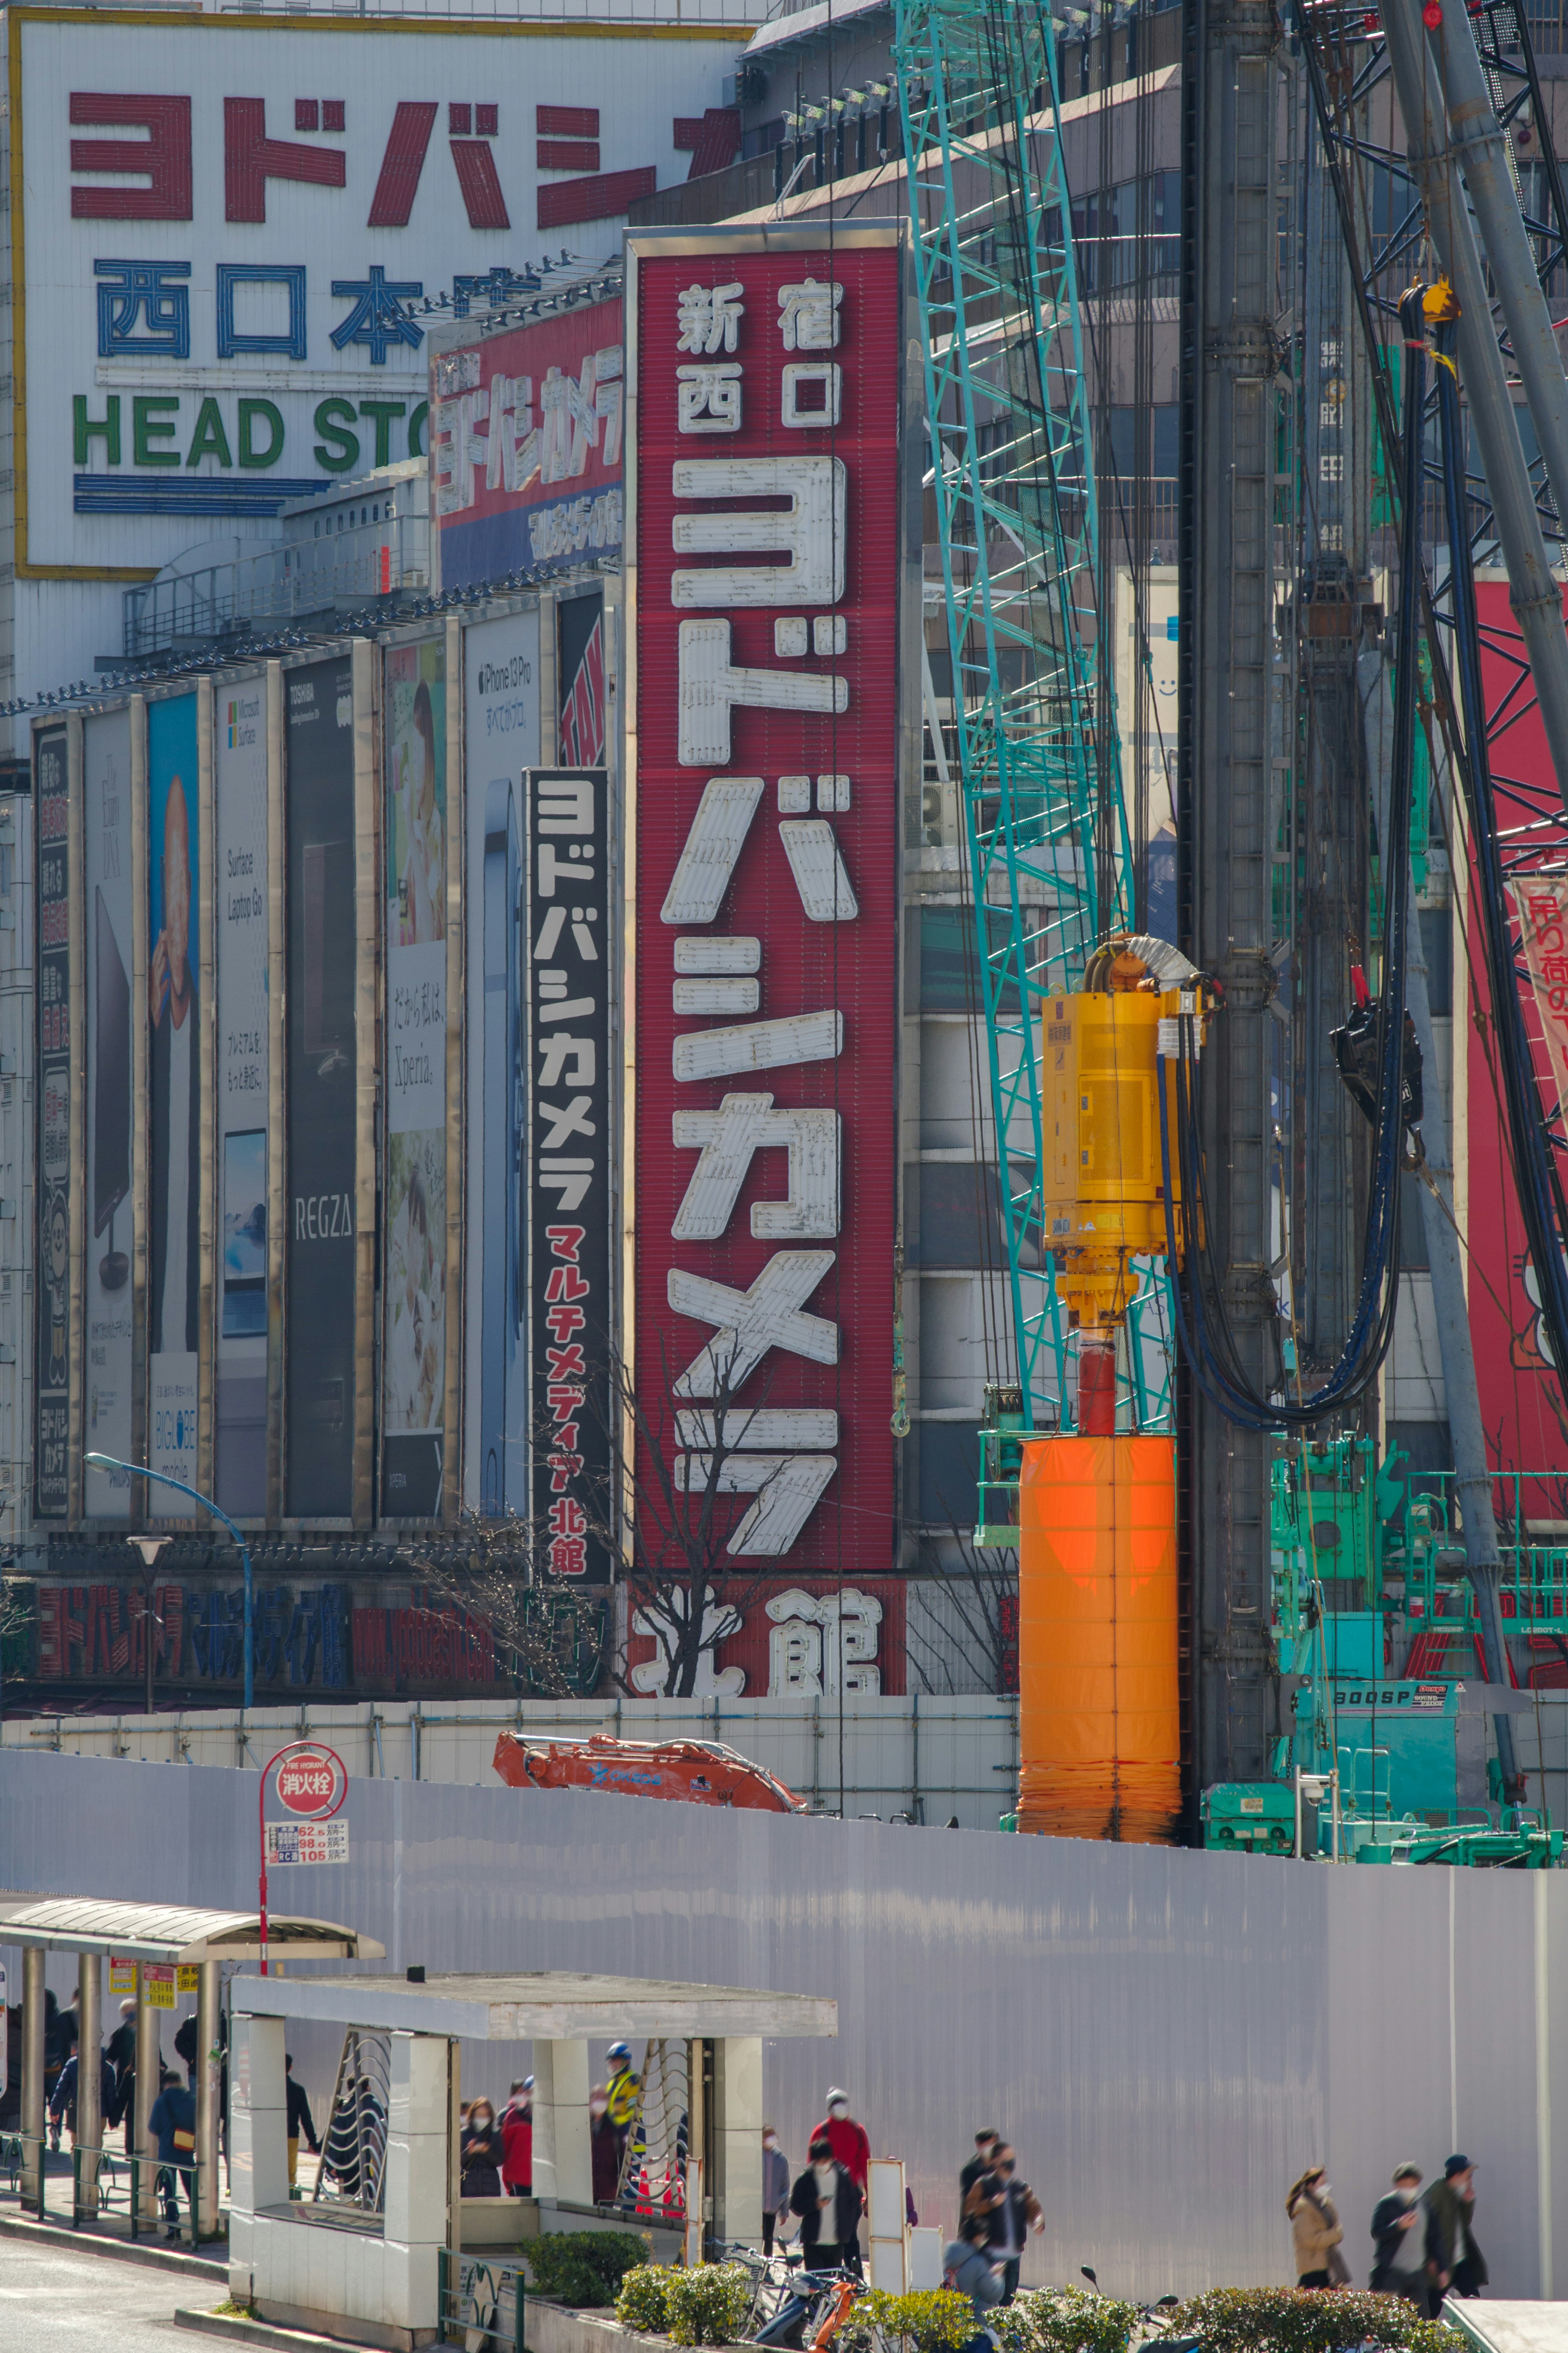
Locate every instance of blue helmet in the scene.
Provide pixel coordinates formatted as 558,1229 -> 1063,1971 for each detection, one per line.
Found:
608,2042 -> 631,2064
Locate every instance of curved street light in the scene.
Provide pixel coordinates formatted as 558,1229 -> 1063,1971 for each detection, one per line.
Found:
83,1451 -> 254,1711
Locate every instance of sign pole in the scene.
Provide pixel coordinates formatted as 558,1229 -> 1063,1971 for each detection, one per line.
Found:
258,1740 -> 350,1974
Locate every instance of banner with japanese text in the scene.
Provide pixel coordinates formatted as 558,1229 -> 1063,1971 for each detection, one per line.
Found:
34,726 -> 71,1519
629,229 -> 905,1576
526,769 -> 612,1581
215,674 -> 269,1519
84,708 -> 134,1521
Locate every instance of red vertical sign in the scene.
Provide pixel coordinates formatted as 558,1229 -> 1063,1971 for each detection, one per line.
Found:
1469,578 -> 1568,1473
629,230 -> 904,1574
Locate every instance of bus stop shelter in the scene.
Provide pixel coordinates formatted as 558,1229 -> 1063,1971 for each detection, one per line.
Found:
232,1969 -> 837,2350
0,1895 -> 383,2240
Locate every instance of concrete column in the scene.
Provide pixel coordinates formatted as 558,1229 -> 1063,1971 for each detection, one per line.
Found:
712,2036 -> 762,2248
532,2039 -> 590,2210
196,1961 -> 220,2238
76,1952 -> 102,2219
383,2032 -> 448,2334
20,1948 -> 44,2206
226,2011 -> 285,2306
134,1968 -> 162,2226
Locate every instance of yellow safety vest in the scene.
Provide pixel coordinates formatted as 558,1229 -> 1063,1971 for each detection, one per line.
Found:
606,2068 -> 639,2126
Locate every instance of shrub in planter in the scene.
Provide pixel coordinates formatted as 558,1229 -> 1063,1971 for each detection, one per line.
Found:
616,2265 -> 674,2335
993,2286 -> 1140,2353
529,2231 -> 651,2308
1168,2288 -> 1454,2353
841,2288 -> 978,2353
662,2262 -> 755,2347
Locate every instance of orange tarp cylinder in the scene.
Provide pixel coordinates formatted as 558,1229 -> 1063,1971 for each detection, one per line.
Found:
1017,1432 -> 1181,1844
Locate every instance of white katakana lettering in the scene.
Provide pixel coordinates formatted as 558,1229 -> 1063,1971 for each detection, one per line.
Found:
671,1090 -> 841,1240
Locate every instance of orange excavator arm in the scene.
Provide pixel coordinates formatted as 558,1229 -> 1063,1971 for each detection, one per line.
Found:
492,1731 -> 806,1813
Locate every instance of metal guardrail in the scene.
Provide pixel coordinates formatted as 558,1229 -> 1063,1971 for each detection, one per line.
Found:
439,2248 -> 526,2352
1,2132 -> 204,2246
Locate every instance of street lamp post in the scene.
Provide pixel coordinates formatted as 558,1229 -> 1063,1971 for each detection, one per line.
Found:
84,1452 -> 255,1711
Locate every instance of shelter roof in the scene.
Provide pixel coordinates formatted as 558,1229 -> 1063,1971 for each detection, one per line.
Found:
234,1969 -> 836,2042
0,1896 -> 381,1964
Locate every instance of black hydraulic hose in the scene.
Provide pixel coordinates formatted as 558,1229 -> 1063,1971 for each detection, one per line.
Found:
1154,288 -> 1426,1426
1433,313 -> 1568,1392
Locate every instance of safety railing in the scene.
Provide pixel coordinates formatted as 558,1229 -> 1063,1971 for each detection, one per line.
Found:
438,2248 -> 526,2351
1,2132 -> 203,2246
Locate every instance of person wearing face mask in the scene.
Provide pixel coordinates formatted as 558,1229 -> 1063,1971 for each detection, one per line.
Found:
763,2126 -> 790,2255
812,2087 -> 870,2272
589,2084 -> 620,2206
461,2099 -> 505,2199
965,2145 -> 1042,2303
790,2132 -> 861,2271
1425,2155 -> 1487,2301
1287,2166 -> 1348,2288
1370,2163 -> 1428,2308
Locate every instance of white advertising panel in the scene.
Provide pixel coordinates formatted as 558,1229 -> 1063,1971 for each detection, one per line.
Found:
84,707 -> 134,1520
463,607 -> 541,1514
215,673 -> 269,1518
11,9 -> 742,578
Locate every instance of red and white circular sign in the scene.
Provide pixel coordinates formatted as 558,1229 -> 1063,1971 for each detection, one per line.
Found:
272,1744 -> 347,1820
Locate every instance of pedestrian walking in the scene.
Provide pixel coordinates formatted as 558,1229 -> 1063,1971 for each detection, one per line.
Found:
812,2086 -> 870,2273
1287,2166 -> 1348,2288
285,2055 -> 321,2190
148,2064 -> 196,2243
943,2212 -> 1005,2350
1425,2156 -> 1487,2302
789,2131 -> 860,2271
501,2080 -> 532,2198
47,2039 -> 114,2152
590,2085 -> 620,2205
763,2125 -> 790,2255
606,2042 -> 640,2161
965,2144 -> 1042,2303
1370,2163 -> 1428,2308
460,2098 -> 505,2198
960,2130 -> 1001,2207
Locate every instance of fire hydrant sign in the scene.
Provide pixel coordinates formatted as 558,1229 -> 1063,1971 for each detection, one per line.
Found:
626,226 -> 907,1573
265,1819 -> 350,1866
272,1743 -> 347,1817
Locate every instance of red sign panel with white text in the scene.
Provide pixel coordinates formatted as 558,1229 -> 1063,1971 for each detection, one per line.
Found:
632,233 -> 903,1575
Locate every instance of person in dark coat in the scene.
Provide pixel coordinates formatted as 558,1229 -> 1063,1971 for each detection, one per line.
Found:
590,2085 -> 619,2205
461,2098 -> 505,2198
1370,2162 -> 1428,2307
48,2041 -> 116,2149
763,2126 -> 791,2255
148,2065 -> 196,2242
285,2055 -> 321,2189
964,2146 -> 1042,2304
789,2132 -> 861,2270
1426,2156 -> 1488,2301
960,2130 -> 1001,2207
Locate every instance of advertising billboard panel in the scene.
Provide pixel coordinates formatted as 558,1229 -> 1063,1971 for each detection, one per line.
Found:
628,229 -> 906,1576
463,608 -> 542,1515
286,654 -> 358,1519
83,708 -> 134,1520
432,294 -> 624,592
10,9 -> 741,582
525,769 -> 612,1582
215,674 -> 269,1517
35,725 -> 71,1519
382,636 -> 448,1519
147,693 -> 201,1509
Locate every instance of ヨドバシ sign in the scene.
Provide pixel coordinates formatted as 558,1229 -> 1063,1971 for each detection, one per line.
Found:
271,1743 -> 348,1820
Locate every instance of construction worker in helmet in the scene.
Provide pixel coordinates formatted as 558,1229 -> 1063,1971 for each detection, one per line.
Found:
605,2042 -> 640,2163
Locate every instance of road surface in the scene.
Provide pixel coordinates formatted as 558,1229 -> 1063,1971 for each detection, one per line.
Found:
0,2238 -> 223,2352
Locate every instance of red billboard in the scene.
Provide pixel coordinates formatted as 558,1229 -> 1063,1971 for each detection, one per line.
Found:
627,226 -> 907,1576
1469,579 -> 1568,1475
430,292 -> 623,592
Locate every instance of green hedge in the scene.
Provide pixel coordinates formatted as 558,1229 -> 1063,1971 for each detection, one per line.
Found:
840,2288 -> 978,2353
527,2231 -> 651,2308
612,2262 -> 754,2346
993,2286 -> 1141,2353
1168,2289 -> 1456,2353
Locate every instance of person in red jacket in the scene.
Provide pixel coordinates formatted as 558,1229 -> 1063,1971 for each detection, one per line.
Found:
811,2088 -> 870,2274
500,2078 -> 532,2197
